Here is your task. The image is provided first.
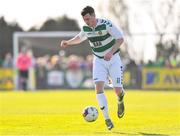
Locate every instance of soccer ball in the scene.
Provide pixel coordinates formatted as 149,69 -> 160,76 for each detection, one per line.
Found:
82,106 -> 98,122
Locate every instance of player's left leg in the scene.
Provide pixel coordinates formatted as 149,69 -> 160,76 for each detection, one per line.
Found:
109,54 -> 125,118
114,87 -> 125,118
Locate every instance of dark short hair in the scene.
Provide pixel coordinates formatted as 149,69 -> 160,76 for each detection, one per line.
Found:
81,6 -> 95,16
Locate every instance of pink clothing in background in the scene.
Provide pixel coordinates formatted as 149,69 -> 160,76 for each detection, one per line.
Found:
16,53 -> 32,71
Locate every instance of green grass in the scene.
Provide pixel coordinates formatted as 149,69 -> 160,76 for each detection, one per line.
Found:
0,90 -> 180,136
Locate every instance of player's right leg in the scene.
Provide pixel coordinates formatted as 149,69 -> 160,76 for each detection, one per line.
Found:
95,81 -> 114,130
93,58 -> 114,130
105,119 -> 114,130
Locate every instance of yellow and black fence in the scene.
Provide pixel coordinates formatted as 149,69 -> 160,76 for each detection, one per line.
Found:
0,67 -> 179,90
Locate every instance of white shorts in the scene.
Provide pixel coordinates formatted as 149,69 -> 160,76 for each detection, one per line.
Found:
93,54 -> 123,87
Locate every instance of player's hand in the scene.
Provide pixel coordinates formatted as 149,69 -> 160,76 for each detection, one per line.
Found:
104,51 -> 113,61
60,40 -> 69,48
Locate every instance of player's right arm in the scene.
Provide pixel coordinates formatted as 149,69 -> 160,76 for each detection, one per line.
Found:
60,35 -> 81,48
60,31 -> 87,49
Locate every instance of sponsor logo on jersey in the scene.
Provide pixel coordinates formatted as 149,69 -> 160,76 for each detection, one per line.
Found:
98,31 -> 102,35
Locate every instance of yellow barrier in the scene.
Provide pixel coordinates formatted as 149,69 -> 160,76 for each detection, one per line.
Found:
142,68 -> 180,89
124,71 -> 131,86
0,68 -> 14,90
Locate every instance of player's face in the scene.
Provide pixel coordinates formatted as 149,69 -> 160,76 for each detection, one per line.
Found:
83,13 -> 96,27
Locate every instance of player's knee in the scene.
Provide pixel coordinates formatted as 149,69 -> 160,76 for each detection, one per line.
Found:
114,87 -> 123,96
95,81 -> 104,93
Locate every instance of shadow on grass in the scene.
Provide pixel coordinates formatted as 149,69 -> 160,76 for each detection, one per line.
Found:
95,131 -> 169,136
139,132 -> 169,136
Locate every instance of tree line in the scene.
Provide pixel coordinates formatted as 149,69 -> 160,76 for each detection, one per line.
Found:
0,15 -> 80,61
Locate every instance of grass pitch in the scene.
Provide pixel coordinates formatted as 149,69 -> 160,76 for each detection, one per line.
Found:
0,90 -> 180,136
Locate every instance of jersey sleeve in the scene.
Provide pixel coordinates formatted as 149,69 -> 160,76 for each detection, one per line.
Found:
77,30 -> 87,42
106,20 -> 124,39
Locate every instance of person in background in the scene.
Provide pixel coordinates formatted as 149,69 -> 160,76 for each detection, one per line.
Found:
3,53 -> 13,68
16,47 -> 32,91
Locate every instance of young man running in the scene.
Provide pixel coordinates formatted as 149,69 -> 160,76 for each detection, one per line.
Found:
60,6 -> 125,130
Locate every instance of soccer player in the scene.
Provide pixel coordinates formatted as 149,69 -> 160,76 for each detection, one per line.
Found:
60,6 -> 125,130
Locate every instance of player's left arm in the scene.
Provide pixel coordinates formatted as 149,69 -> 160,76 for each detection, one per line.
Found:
109,38 -> 124,55
104,21 -> 124,61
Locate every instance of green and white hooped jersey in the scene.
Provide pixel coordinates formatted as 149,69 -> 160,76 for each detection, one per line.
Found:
78,18 -> 124,58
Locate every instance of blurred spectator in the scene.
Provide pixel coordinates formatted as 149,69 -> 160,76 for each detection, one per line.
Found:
145,60 -> 154,67
169,52 -> 177,68
86,55 -> 93,71
67,55 -> 79,71
35,56 -> 47,89
44,54 -> 53,71
155,52 -> 165,67
51,55 -> 60,70
58,50 -> 67,70
137,60 -> 144,87
0,58 -> 3,67
176,50 -> 180,67
126,59 -> 137,68
2,53 -> 13,68
165,59 -> 173,69
79,56 -> 87,70
16,47 -> 32,91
